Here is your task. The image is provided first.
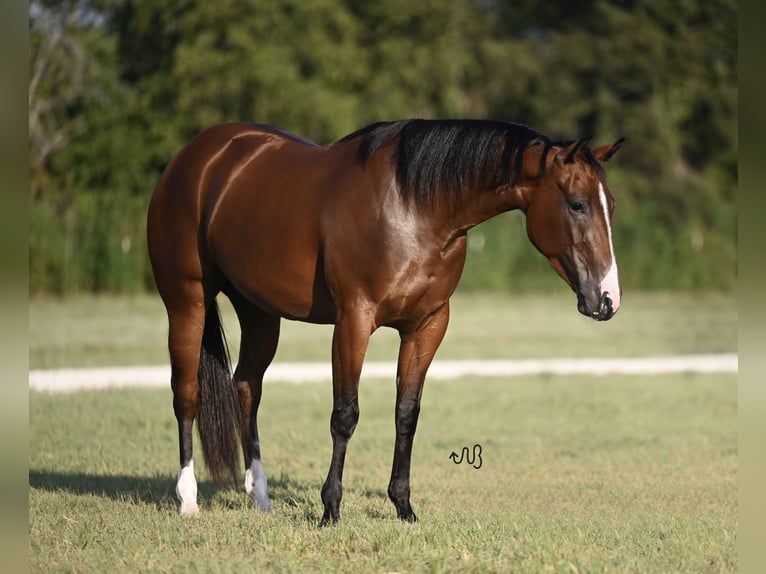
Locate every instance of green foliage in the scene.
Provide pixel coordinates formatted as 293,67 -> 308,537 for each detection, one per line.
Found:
28,0 -> 737,294
30,193 -> 152,294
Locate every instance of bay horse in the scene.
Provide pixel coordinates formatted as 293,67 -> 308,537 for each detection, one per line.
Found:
147,119 -> 624,524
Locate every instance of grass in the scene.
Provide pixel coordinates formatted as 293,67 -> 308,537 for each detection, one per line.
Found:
28,291 -> 738,571
29,291 -> 737,368
30,374 -> 736,573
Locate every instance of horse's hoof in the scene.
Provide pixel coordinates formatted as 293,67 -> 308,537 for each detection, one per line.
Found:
253,497 -> 273,512
179,502 -> 199,517
319,510 -> 338,527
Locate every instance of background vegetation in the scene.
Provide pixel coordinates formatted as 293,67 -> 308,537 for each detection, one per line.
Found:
29,0 -> 737,294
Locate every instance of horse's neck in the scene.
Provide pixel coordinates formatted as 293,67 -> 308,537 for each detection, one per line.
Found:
447,182 -> 528,234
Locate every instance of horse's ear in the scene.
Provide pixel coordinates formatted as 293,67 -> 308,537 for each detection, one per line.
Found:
592,137 -> 625,163
557,137 -> 592,165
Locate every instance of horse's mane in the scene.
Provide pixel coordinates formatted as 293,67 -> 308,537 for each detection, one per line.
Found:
337,119 -> 568,207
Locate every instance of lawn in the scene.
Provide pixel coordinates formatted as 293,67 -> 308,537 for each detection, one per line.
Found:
28,291 -> 737,572
29,374 -> 736,573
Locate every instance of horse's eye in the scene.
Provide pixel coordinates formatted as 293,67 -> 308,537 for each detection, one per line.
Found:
569,200 -> 586,214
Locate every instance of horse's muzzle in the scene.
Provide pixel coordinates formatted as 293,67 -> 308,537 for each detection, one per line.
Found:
577,290 -> 616,321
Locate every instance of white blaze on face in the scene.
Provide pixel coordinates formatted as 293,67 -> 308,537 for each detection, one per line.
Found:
598,182 -> 621,311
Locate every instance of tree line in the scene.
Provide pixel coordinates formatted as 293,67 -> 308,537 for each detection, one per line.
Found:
29,0 -> 737,294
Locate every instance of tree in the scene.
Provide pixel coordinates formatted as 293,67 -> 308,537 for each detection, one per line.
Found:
28,0 -> 737,293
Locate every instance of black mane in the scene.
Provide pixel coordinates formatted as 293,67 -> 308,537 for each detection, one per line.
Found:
337,119 -> 568,207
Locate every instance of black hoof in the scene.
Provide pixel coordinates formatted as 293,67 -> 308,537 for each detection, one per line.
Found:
319,509 -> 338,527
396,506 -> 418,522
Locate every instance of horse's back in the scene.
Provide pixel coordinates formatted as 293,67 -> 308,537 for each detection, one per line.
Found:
151,123 -> 315,206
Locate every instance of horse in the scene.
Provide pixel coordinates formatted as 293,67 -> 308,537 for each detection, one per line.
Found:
146,118 -> 624,524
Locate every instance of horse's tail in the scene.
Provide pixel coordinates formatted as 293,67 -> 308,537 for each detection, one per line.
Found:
196,301 -> 242,485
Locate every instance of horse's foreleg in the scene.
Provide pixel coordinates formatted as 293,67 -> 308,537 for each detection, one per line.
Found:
389,302 -> 450,522
320,308 -> 374,526
167,299 -> 207,517
232,300 -> 280,512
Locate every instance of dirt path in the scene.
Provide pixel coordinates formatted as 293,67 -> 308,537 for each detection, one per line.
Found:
29,353 -> 738,393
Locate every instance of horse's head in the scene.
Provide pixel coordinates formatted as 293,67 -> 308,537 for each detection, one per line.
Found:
521,137 -> 625,321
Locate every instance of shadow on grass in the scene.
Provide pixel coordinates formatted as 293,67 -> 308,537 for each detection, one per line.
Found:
30,469 -> 394,523
29,469 -> 223,510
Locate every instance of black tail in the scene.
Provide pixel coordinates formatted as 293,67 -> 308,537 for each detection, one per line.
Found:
196,301 -> 242,485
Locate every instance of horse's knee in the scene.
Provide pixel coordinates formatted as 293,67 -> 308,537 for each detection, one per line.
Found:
330,399 -> 359,440
236,378 -> 253,417
395,399 -> 420,437
172,380 -> 199,421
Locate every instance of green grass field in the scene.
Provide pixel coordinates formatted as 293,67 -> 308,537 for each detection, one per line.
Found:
30,375 -> 736,573
29,291 -> 737,368
29,292 -> 737,572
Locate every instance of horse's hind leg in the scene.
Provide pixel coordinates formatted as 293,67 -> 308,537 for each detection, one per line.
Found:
229,292 -> 280,511
164,283 -> 209,517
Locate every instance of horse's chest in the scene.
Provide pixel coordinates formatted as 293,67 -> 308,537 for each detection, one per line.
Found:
375,237 -> 467,328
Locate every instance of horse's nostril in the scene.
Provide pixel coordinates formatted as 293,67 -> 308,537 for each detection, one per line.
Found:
596,293 -> 615,320
578,290 -> 616,320
603,293 -> 612,313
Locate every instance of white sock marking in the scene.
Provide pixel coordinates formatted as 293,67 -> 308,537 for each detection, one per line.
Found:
176,461 -> 199,517
598,183 -> 621,311
245,459 -> 273,512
